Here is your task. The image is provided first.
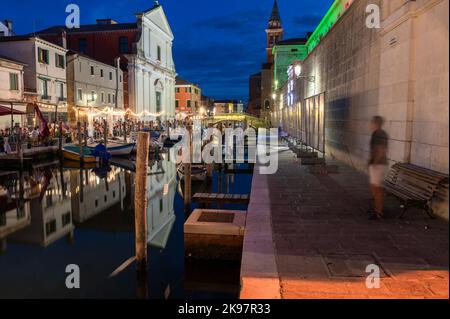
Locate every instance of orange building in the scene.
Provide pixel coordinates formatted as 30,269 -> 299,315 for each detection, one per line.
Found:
175,76 -> 201,117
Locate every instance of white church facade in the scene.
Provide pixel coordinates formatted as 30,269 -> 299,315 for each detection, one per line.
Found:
126,4 -> 176,121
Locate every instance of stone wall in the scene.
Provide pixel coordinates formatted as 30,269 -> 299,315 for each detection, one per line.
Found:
277,0 -> 449,218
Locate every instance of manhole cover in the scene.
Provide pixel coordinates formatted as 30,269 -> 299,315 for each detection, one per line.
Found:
323,254 -> 388,278
198,212 -> 235,223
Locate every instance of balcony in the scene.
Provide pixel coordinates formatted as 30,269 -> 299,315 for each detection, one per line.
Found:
41,95 -> 51,100
58,97 -> 67,102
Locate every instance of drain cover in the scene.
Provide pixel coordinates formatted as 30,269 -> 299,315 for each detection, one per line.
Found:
323,254 -> 388,278
198,212 -> 235,223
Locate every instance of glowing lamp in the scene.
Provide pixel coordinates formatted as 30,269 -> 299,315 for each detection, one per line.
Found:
294,64 -> 302,78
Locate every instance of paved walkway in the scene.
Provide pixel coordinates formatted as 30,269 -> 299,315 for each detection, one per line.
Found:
241,145 -> 449,299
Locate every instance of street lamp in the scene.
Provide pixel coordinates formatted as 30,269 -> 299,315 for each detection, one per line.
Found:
290,61 -> 315,83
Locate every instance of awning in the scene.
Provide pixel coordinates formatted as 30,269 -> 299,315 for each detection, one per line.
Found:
0,104 -> 26,116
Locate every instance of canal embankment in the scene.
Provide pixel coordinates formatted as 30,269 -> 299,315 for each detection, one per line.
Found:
240,143 -> 449,299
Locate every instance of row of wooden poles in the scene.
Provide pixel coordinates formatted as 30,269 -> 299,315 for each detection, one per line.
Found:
133,124 -> 213,297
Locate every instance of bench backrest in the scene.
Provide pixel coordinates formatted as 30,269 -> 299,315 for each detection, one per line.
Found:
385,163 -> 449,200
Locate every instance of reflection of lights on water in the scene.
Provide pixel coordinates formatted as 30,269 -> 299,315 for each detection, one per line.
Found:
163,184 -> 169,195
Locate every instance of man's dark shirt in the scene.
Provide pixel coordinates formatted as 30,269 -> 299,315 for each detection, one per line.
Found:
370,129 -> 388,165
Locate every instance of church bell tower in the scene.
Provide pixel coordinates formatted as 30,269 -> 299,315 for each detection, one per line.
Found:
266,0 -> 284,63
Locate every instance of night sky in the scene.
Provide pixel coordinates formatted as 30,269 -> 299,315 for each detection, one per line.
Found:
2,0 -> 331,101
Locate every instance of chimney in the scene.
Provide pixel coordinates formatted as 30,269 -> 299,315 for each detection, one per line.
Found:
59,30 -> 67,49
3,20 -> 13,35
96,19 -> 118,25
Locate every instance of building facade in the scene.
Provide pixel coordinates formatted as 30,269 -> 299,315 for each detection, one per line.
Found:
36,2 -> 176,122
0,36 -> 68,124
248,72 -> 261,117
175,76 -> 201,117
0,56 -> 27,130
0,20 -> 14,37
66,52 -> 124,134
213,100 -> 244,115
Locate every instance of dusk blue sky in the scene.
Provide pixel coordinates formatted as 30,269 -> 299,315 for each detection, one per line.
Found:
2,0 -> 332,101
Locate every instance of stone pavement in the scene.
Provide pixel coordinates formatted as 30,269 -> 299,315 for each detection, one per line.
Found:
240,145 -> 449,299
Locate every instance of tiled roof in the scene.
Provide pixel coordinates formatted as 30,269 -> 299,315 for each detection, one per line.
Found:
33,23 -> 138,35
276,38 -> 307,45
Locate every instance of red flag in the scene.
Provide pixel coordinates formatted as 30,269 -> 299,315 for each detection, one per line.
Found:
34,103 -> 50,138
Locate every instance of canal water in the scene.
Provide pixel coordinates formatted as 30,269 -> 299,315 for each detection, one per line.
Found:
0,152 -> 253,299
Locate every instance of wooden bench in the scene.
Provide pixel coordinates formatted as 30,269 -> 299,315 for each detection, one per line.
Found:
384,163 -> 449,219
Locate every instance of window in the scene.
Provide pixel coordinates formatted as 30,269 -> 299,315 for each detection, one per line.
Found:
160,199 -> 163,213
38,47 -> 49,64
175,100 -> 179,108
40,78 -> 49,99
176,88 -> 180,93
195,101 -> 198,109
112,94 -> 116,104
109,72 -> 113,81
101,92 -> 104,103
55,53 -> 65,68
58,82 -> 64,99
119,37 -> 129,53
90,66 -> 95,76
91,91 -> 96,101
62,212 -> 71,227
156,91 -> 162,112
157,45 -> 161,61
100,69 -> 104,77
79,38 -> 88,54
9,73 -> 18,90
119,75 -> 122,83
77,88 -> 83,101
108,93 -> 111,103
187,100 -> 191,108
45,220 -> 56,236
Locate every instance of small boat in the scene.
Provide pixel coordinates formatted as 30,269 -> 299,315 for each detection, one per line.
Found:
63,144 -> 111,163
88,141 -> 136,157
63,145 -> 99,164
177,164 -> 208,182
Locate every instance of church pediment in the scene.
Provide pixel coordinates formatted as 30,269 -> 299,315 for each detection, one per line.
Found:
142,5 -> 174,39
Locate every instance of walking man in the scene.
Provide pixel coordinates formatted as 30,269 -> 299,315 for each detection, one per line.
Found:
368,116 -> 389,220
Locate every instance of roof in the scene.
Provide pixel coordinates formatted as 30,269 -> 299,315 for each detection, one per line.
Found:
268,0 -> 282,29
0,54 -> 27,66
269,0 -> 281,22
214,99 -> 242,104
276,38 -> 307,45
175,76 -> 198,87
33,23 -> 137,35
0,35 -> 34,42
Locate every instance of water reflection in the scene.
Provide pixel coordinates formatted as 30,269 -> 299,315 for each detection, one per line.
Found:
0,154 -> 249,298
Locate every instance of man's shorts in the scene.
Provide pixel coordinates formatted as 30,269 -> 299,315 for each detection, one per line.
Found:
369,164 -> 387,187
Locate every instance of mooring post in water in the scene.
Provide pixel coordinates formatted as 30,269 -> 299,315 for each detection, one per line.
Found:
123,121 -> 127,143
58,121 -> 63,154
103,119 -> 108,147
183,124 -> 192,209
77,121 -> 83,159
134,132 -> 150,275
83,122 -> 88,146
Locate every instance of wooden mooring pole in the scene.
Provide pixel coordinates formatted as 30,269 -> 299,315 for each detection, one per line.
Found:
103,119 -> 108,147
134,132 -> 150,275
184,124 -> 192,210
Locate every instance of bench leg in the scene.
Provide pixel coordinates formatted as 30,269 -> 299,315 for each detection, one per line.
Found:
399,203 -> 409,219
425,205 -> 436,220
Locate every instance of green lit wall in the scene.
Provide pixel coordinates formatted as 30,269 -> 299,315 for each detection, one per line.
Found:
306,0 -> 354,53
273,44 -> 308,89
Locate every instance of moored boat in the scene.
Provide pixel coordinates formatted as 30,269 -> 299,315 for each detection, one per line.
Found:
88,141 -> 136,157
62,145 -> 99,164
177,164 -> 207,182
